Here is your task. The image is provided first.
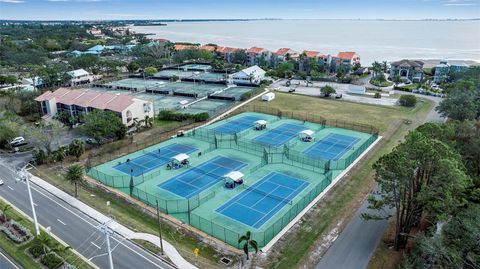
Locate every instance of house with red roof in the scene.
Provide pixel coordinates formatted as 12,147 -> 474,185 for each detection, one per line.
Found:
200,44 -> 218,52
273,48 -> 299,66
34,88 -> 153,126
246,47 -> 272,66
299,51 -> 331,72
174,44 -> 197,51
216,46 -> 245,63
331,51 -> 361,71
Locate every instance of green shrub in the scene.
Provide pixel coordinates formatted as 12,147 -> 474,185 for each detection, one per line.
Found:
192,112 -> 209,122
41,252 -> 64,269
240,92 -> 252,101
374,92 -> 381,99
29,243 -> 46,258
158,110 -> 209,122
399,95 -> 417,107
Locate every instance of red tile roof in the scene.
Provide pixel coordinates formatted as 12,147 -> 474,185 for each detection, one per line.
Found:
274,48 -> 297,56
200,45 -> 217,52
35,88 -> 141,113
174,44 -> 196,51
216,46 -> 242,54
337,51 -> 358,60
247,47 -> 267,54
303,50 -> 321,58
154,38 -> 169,43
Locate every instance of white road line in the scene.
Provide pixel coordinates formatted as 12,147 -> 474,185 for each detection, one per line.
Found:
57,218 -> 66,225
0,162 -> 172,269
26,183 -> 171,268
91,241 -> 102,249
33,203 -> 38,206
0,251 -> 20,269
7,186 -> 13,191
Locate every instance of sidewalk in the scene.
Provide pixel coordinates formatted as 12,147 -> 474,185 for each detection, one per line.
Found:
28,174 -> 197,269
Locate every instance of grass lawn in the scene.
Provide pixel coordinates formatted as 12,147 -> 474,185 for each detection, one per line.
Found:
0,199 -> 94,269
370,79 -> 394,87
30,166 -> 229,269
249,92 -> 434,268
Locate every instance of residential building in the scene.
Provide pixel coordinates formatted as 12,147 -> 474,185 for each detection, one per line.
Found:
66,69 -> 97,86
433,60 -> 470,83
87,28 -> 103,37
217,47 -> 243,63
389,59 -> 424,83
200,44 -> 217,52
330,51 -> 361,72
34,88 -> 153,126
174,44 -> 197,51
273,48 -> 299,65
299,50 -> 330,72
230,65 -> 266,85
246,47 -> 272,66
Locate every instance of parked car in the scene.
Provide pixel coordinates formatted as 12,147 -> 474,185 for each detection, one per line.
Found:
0,179 -> 4,186
10,136 -> 25,147
335,93 -> 343,99
288,88 -> 296,93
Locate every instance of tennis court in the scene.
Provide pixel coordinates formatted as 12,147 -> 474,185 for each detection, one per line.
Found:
214,115 -> 264,134
254,123 -> 306,147
159,155 -> 248,198
216,172 -> 309,229
304,133 -> 360,160
113,143 -> 197,176
180,64 -> 212,71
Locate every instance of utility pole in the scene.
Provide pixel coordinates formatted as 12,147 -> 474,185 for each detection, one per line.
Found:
98,221 -> 115,269
16,165 -> 40,236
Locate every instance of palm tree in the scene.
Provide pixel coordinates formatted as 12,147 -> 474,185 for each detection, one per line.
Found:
238,231 -> 258,260
64,164 -> 84,197
144,115 -> 153,128
36,231 -> 53,254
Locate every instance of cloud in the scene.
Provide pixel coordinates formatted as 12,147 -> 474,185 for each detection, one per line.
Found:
0,0 -> 25,3
442,0 -> 478,5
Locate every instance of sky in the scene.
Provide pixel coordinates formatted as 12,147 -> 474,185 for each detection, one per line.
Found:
0,0 -> 479,20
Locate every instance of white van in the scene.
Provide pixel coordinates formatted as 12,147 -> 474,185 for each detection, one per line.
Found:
10,137 -> 25,146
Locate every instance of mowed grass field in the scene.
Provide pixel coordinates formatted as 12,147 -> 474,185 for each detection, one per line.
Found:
250,92 -> 435,268
251,92 -> 431,133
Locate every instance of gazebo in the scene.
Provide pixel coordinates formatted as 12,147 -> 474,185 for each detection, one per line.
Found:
224,171 -> 245,189
299,129 -> 314,142
254,120 -> 267,131
167,153 -> 190,169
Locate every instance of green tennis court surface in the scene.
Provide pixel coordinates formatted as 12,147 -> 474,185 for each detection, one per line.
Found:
88,111 -> 378,248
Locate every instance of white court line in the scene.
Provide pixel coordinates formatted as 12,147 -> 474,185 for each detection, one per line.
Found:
7,186 -> 13,191
57,219 -> 66,225
90,241 -> 102,249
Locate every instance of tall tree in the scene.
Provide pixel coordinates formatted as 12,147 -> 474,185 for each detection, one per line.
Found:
64,164 -> 84,197
363,131 -> 469,250
238,231 -> 258,260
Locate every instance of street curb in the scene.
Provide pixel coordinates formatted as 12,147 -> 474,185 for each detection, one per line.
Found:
0,196 -> 100,269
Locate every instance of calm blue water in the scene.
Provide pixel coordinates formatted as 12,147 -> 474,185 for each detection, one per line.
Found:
132,20 -> 480,65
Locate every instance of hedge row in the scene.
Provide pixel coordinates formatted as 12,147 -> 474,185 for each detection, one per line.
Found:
158,110 -> 209,122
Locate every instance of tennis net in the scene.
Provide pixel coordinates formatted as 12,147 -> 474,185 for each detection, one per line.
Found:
243,184 -> 293,205
189,165 -> 227,179
316,139 -> 356,149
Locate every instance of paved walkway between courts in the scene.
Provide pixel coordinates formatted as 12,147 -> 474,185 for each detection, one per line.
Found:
29,174 -> 197,269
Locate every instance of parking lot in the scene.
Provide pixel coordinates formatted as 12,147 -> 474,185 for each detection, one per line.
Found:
270,79 -> 398,106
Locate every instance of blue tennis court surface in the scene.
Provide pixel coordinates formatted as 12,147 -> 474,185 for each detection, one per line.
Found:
304,133 -> 360,160
159,156 -> 247,198
254,123 -> 306,147
113,143 -> 197,176
216,172 -> 309,229
214,115 -> 263,134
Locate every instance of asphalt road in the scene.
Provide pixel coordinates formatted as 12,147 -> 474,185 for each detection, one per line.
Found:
315,98 -> 444,269
0,160 -> 175,269
0,249 -> 21,269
